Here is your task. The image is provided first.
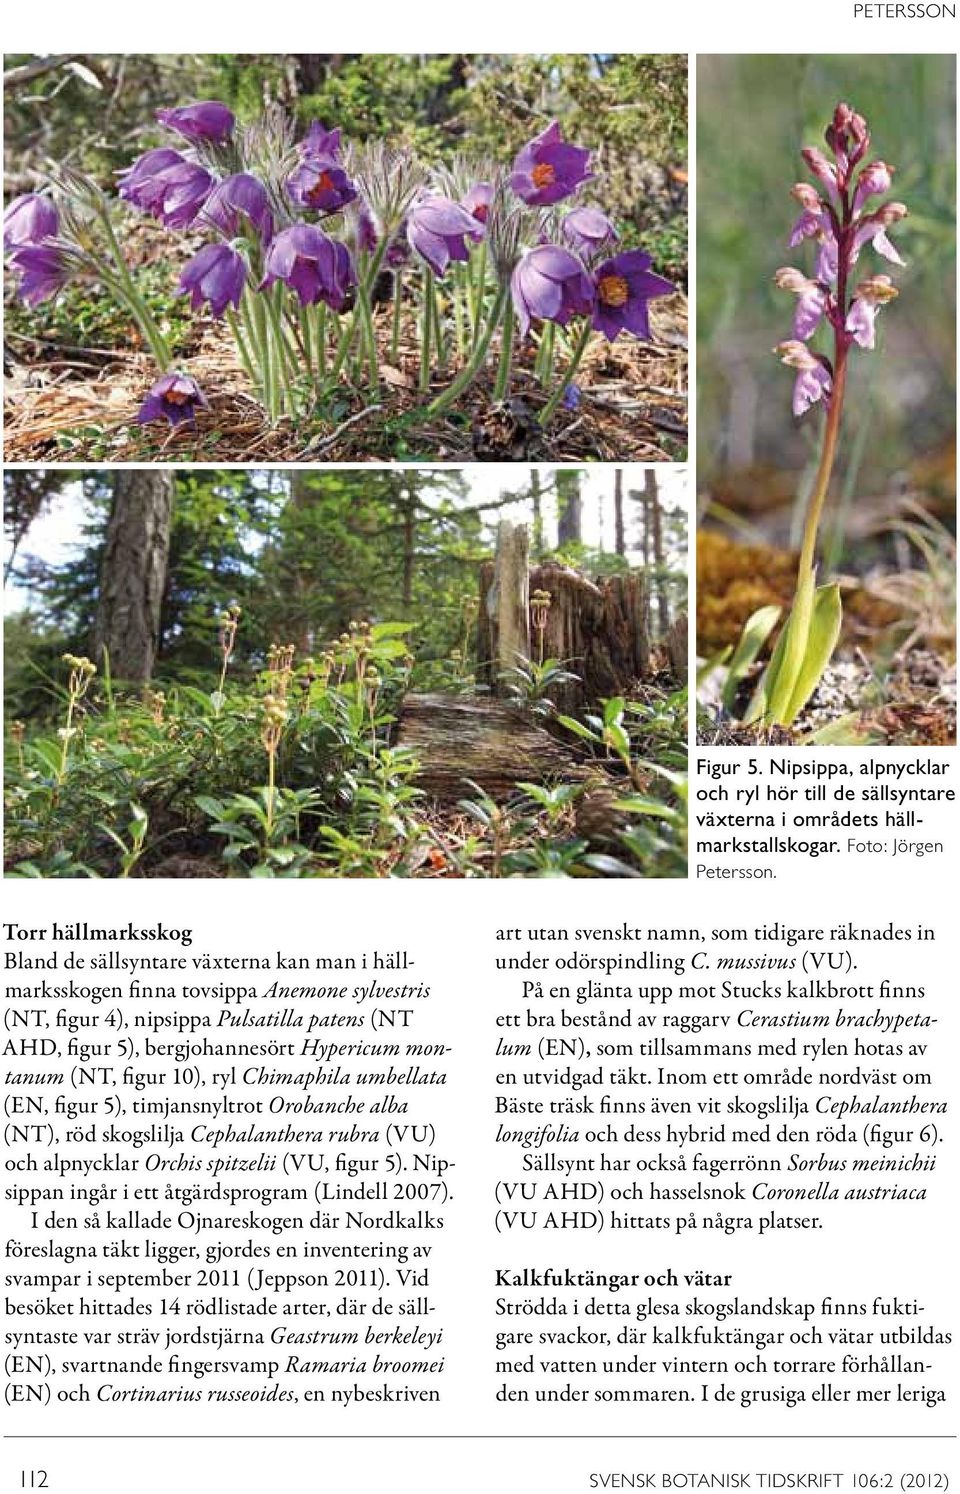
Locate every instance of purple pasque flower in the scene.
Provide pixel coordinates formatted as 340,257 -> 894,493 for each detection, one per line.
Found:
202,173 -> 273,241
287,158 -> 358,216
261,224 -> 355,310
4,193 -> 59,249
117,148 -> 188,212
510,244 -> 595,338
153,161 -> 216,229
7,242 -> 72,307
844,273 -> 899,349
156,100 -> 235,144
776,340 -> 833,418
774,267 -> 829,340
356,201 -> 378,254
299,122 -> 344,161
561,206 -> 618,260
407,196 -> 478,276
137,371 -> 207,428
120,152 -> 214,229
461,182 -> 494,239
591,249 -> 673,342
178,242 -> 247,318
386,222 -> 410,268
511,121 -> 592,207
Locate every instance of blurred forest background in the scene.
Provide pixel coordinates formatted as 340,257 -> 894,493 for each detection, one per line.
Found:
4,467 -> 687,722
698,54 -> 955,567
4,51 -> 688,284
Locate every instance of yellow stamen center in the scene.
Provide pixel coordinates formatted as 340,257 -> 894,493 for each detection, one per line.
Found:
165,390 -> 190,405
598,274 -> 630,309
531,162 -> 556,189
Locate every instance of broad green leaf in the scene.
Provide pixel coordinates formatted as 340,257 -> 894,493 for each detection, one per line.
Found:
195,795 -> 226,818
697,646 -> 731,688
370,622 -> 413,639
603,722 -> 631,759
765,563 -> 815,724
805,709 -> 886,745
557,714 -> 599,744
721,604 -> 781,712
782,582 -> 843,725
603,696 -> 626,727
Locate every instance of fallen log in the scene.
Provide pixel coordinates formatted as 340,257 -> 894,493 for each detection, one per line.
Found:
396,692 -> 592,801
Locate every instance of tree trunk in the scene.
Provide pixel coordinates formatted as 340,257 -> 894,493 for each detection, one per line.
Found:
93,470 -> 174,683
556,469 -> 582,547
476,519 -> 530,690
529,468 -> 544,559
614,468 -> 625,556
645,469 -> 670,636
401,480 -> 417,609
663,611 -> 688,684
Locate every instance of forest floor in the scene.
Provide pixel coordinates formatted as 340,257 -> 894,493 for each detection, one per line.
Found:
697,647 -> 957,746
4,284 -> 687,464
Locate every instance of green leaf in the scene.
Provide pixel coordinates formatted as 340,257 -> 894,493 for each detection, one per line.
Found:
805,709 -> 886,745
557,714 -> 599,744
697,646 -> 732,688
195,795 -> 226,819
764,564 -> 815,724
603,722 -> 631,759
370,622 -> 413,639
782,582 -> 842,725
603,696 -> 626,727
721,604 -> 781,713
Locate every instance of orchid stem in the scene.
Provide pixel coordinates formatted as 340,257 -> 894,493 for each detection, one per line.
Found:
797,347 -> 848,583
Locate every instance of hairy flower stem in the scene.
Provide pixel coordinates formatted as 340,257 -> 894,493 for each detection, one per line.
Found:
452,265 -> 467,362
538,318 -> 593,426
427,285 -> 509,415
226,308 -> 260,394
430,272 -> 446,369
357,280 -> 380,395
535,322 -> 556,386
239,292 -> 268,405
419,275 -> 434,394
470,242 -> 488,347
493,303 -> 515,402
96,209 -> 171,370
327,239 -> 388,391
315,304 -> 327,380
390,271 -> 403,364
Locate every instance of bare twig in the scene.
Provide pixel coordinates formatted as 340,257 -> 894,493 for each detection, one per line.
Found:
4,55 -> 81,90
299,403 -> 385,457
